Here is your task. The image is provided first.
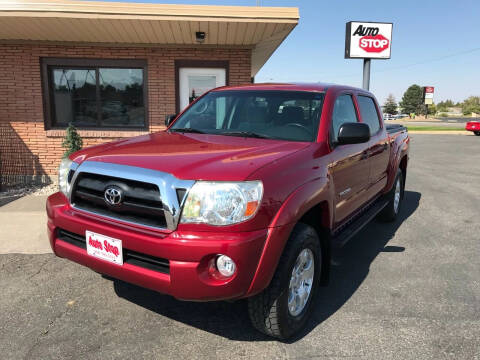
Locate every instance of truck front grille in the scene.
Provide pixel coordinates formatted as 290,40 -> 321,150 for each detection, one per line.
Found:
57,229 -> 170,274
71,172 -> 167,229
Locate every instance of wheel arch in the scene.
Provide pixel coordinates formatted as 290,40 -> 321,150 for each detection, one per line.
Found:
386,138 -> 409,193
246,177 -> 333,296
297,201 -> 331,285
399,154 -> 408,191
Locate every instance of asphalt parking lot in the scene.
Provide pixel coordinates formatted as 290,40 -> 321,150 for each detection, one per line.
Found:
0,134 -> 479,360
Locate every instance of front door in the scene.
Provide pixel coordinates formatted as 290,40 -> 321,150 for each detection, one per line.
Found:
179,67 -> 226,111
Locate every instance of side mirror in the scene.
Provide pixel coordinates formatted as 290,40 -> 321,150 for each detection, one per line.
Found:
337,122 -> 370,145
165,114 -> 177,127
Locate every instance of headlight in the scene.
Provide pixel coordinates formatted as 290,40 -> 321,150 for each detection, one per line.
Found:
58,158 -> 73,196
180,181 -> 263,226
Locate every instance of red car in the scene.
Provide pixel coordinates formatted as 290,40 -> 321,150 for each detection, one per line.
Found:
47,83 -> 409,339
465,120 -> 480,135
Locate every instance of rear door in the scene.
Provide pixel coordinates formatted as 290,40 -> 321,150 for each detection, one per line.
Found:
328,93 -> 371,226
356,95 -> 390,197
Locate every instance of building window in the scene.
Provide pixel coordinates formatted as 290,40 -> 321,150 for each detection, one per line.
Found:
41,58 -> 147,130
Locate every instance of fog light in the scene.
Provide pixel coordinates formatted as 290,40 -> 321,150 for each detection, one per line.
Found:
216,255 -> 236,277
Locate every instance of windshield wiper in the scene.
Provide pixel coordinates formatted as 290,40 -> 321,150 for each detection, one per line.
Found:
220,131 -> 272,139
169,128 -> 206,134
170,128 -> 273,139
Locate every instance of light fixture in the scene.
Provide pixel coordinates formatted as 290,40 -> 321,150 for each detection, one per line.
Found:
216,255 -> 236,277
195,31 -> 206,43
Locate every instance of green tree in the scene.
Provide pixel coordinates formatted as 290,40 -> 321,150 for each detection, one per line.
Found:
400,85 -> 424,115
440,99 -> 454,107
461,96 -> 480,115
62,123 -> 83,158
383,94 -> 397,115
436,99 -> 454,112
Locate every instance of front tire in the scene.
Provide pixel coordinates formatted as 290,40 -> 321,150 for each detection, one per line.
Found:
248,223 -> 321,339
378,169 -> 404,222
474,131 -> 480,136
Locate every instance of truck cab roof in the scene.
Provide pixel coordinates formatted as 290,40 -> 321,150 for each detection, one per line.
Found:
212,82 -> 371,95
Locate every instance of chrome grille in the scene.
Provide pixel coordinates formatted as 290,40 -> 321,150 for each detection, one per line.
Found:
72,172 -> 167,228
68,161 -> 195,231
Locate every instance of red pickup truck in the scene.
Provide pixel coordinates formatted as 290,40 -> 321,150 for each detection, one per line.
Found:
47,83 -> 409,339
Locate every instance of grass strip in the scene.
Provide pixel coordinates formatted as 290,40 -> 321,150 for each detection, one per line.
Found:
406,126 -> 466,131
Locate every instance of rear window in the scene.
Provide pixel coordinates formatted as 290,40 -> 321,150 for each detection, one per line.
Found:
357,96 -> 381,134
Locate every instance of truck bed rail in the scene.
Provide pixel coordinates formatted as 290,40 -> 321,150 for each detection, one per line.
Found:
386,123 -> 407,134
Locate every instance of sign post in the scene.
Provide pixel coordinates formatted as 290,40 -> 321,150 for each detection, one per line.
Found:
345,21 -> 393,90
362,59 -> 371,90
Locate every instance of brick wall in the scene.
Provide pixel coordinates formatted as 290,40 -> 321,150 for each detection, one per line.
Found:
0,44 -> 251,185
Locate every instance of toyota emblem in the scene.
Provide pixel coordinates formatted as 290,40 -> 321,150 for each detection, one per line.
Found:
104,186 -> 123,206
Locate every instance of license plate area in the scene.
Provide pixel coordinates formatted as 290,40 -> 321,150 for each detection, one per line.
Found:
86,231 -> 123,265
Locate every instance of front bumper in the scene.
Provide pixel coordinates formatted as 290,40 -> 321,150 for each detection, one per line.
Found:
47,192 -> 269,301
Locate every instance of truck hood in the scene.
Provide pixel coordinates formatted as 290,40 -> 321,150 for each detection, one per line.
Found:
71,131 -> 311,181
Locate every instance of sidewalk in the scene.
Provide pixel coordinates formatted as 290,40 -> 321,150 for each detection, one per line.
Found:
0,195 -> 51,254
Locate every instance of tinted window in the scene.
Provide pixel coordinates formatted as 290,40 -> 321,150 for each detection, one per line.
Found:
99,68 -> 145,128
357,96 -> 380,134
52,69 -> 97,127
171,91 -> 325,142
45,60 -> 146,129
331,95 -> 358,142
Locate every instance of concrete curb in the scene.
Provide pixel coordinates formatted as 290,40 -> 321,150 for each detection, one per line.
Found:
408,131 -> 470,135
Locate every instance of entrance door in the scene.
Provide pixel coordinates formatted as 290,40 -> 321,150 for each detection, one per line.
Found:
179,68 -> 226,111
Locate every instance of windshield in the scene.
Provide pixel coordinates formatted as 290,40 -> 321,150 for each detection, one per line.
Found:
170,90 -> 325,142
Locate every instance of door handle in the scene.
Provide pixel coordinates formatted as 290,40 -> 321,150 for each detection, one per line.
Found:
361,150 -> 370,160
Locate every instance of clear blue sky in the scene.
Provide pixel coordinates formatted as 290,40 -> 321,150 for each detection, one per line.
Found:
98,0 -> 480,104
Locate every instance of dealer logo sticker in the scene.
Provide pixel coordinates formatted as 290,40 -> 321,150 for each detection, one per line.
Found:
86,231 -> 123,265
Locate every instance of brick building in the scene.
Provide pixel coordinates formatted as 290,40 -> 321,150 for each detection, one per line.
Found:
0,0 -> 298,187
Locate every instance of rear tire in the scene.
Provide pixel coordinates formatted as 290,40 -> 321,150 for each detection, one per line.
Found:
474,131 -> 480,136
248,223 -> 321,340
378,169 -> 404,222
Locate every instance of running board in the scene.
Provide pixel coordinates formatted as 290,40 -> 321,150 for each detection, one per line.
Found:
331,199 -> 389,248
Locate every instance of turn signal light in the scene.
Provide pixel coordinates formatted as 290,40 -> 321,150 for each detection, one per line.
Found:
244,200 -> 259,217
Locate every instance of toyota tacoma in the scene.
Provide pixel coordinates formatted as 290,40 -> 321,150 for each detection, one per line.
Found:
47,83 -> 410,339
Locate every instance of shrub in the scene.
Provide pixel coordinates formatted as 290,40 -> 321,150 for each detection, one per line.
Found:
438,113 -> 448,118
62,123 -> 83,158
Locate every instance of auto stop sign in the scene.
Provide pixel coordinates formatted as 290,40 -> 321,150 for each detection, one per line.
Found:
345,22 -> 393,59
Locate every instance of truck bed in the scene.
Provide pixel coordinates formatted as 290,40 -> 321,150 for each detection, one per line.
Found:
386,123 -> 407,134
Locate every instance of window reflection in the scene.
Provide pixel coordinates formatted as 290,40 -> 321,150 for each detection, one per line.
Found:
50,66 -> 145,129
52,69 -> 97,127
99,68 -> 144,127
